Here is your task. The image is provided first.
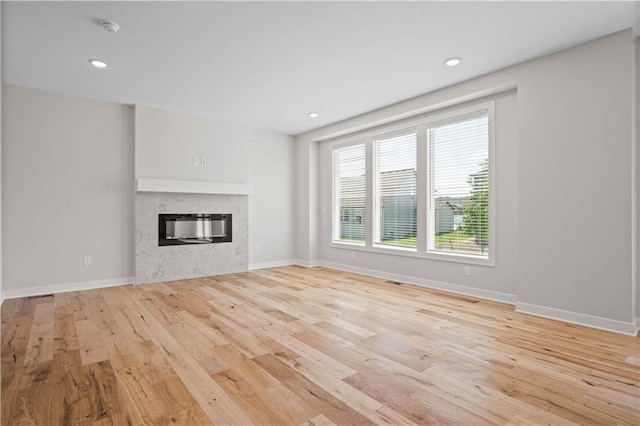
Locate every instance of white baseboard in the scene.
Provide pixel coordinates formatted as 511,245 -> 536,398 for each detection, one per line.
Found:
315,260 -> 517,305
516,302 -> 640,336
301,260 -> 637,336
249,259 -> 298,270
2,277 -> 134,300
291,259 -> 322,268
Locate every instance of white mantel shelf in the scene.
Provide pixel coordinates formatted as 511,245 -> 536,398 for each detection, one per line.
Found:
136,178 -> 253,195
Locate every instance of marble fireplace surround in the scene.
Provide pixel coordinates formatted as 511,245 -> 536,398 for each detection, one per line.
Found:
135,180 -> 251,285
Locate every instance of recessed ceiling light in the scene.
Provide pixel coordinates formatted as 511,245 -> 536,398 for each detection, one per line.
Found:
89,59 -> 108,69
308,112 -> 319,118
444,57 -> 462,67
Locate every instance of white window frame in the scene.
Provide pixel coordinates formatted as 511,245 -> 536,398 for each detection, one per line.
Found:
330,101 -> 495,266
332,141 -> 367,246
371,127 -> 419,251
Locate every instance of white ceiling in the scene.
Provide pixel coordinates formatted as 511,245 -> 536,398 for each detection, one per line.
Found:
2,1 -> 639,135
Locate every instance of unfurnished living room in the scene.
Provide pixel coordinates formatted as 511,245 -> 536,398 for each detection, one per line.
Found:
1,1 -> 640,425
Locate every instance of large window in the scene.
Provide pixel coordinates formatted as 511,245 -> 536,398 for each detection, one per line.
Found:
333,144 -> 366,244
331,103 -> 493,263
428,113 -> 489,256
373,131 -> 417,248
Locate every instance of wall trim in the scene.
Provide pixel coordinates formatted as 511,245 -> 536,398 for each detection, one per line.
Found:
516,302 -> 640,337
312,84 -> 517,143
249,259 -> 298,270
312,260 -> 517,304
136,178 -> 253,195
2,277 -> 134,300
292,259 -> 322,268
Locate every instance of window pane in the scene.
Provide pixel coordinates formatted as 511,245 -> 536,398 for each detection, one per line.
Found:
429,114 -> 489,256
334,144 -> 366,243
374,132 -> 417,248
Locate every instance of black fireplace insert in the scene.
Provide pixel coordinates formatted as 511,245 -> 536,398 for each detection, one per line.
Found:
159,213 -> 232,246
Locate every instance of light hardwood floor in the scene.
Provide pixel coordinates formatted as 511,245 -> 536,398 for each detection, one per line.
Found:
2,266 -> 639,425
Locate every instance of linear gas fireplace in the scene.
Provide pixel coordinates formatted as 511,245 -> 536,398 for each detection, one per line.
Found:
159,213 -> 232,246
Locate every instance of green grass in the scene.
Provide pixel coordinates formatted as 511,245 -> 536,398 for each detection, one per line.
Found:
381,236 -> 417,247
435,230 -> 468,244
345,230 -> 472,249
382,230 -> 470,247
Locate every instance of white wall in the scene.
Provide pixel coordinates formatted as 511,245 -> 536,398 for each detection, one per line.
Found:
248,130 -> 296,268
135,105 -> 249,183
516,30 -> 635,326
636,35 -> 639,324
1,89 -> 298,297
1,6 -> 4,304
294,138 -> 319,265
296,29 -> 639,334
0,82 -> 3,304
135,105 -> 296,268
2,85 -> 135,296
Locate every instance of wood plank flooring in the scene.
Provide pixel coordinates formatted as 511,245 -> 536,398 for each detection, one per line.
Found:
2,266 -> 639,425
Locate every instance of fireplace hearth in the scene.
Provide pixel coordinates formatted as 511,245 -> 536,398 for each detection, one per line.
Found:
135,192 -> 248,284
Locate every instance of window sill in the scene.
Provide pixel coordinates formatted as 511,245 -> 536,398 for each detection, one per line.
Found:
329,242 -> 494,267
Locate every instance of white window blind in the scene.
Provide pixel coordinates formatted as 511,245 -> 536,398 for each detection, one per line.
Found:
428,113 -> 489,256
334,144 -> 366,244
331,102 -> 494,263
373,131 -> 417,248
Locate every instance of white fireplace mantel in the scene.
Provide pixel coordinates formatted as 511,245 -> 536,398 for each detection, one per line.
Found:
136,178 -> 253,195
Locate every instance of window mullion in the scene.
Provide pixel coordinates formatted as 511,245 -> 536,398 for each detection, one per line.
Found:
416,125 -> 428,253
365,139 -> 374,248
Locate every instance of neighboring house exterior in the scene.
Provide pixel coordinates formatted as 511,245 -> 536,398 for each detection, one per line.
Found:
338,169 -> 417,241
338,170 -> 472,240
338,175 -> 366,240
378,169 -> 416,241
434,200 -> 464,235
469,166 -> 488,192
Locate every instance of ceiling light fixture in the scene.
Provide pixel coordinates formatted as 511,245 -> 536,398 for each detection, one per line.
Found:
89,59 -> 108,69
444,57 -> 462,67
308,112 -> 319,118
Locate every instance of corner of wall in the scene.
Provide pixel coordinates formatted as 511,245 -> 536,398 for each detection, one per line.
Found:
294,137 -> 313,263
635,34 -> 640,323
0,4 -> 4,307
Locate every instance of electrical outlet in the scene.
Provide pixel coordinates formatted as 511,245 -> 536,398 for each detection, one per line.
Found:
201,158 -> 208,167
351,251 -> 356,259
83,256 -> 92,266
193,157 -> 200,166
464,265 -> 471,276
276,243 -> 282,250
256,244 -> 261,252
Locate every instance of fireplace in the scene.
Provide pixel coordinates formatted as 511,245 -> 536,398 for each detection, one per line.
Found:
159,213 -> 232,246
136,192 -> 247,284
